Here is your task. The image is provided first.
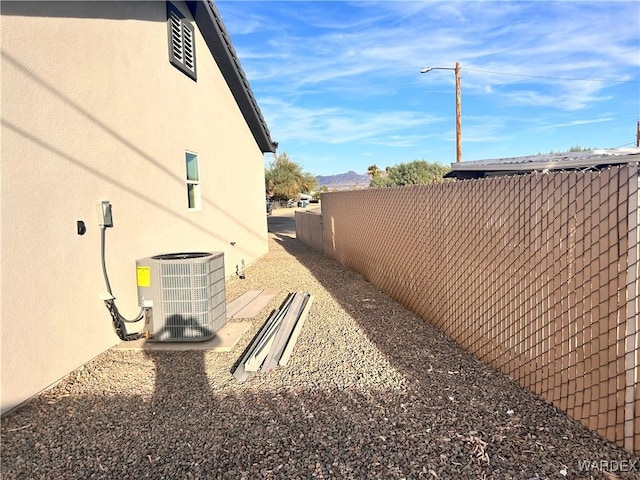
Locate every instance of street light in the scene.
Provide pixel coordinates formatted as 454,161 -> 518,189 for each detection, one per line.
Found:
420,61 -> 462,162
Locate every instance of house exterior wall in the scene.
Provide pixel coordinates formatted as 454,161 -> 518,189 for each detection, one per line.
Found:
1,1 -> 269,413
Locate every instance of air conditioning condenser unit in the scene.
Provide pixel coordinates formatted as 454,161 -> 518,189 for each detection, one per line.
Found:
136,252 -> 226,342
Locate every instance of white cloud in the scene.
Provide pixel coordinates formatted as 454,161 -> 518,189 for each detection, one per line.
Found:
243,5 -> 636,112
217,1 -> 639,173
537,117 -> 614,131
259,97 -> 442,146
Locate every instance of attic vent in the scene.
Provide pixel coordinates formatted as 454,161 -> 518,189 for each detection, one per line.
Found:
167,2 -> 197,81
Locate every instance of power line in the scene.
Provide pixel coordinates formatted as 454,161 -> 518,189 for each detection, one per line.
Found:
464,67 -> 638,84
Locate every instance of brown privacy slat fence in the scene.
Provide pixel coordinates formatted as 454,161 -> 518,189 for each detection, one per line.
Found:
318,165 -> 639,454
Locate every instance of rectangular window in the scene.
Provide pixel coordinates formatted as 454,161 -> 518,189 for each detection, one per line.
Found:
185,151 -> 201,210
167,2 -> 197,81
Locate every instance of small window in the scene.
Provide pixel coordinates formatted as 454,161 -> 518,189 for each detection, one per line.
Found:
185,151 -> 201,210
167,2 -> 197,81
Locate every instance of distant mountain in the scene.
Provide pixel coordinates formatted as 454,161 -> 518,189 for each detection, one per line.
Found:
315,171 -> 369,190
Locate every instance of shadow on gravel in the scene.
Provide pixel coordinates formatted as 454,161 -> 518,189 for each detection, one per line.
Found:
269,232 -> 640,478
2,361 -> 499,479
2,231 -> 639,479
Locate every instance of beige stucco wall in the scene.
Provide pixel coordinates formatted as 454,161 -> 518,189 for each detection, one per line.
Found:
1,1 -> 269,413
295,210 -> 323,253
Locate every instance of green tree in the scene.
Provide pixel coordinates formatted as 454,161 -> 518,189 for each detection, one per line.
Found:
311,185 -> 328,201
367,164 -> 382,178
265,152 -> 317,201
369,160 -> 450,188
369,174 -> 393,188
538,145 -> 597,155
569,145 -> 595,152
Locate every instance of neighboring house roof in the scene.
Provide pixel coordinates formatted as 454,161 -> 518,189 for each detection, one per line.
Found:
187,0 -> 277,153
446,148 -> 640,179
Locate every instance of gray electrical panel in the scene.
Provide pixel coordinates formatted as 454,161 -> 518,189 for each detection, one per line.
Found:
136,252 -> 226,342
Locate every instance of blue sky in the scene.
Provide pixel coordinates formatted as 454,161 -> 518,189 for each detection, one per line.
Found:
216,1 -> 640,176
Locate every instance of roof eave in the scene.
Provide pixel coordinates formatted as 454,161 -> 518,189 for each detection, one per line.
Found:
187,0 -> 277,153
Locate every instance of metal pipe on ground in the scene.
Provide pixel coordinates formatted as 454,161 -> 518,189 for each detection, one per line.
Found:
232,292 -> 312,382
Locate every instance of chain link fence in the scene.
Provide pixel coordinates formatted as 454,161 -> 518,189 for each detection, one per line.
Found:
320,165 -> 639,454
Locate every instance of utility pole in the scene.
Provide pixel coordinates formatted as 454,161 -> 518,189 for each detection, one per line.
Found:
454,62 -> 462,163
420,62 -> 462,162
636,120 -> 639,148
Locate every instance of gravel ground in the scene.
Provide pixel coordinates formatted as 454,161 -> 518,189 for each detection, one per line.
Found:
2,217 -> 640,479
